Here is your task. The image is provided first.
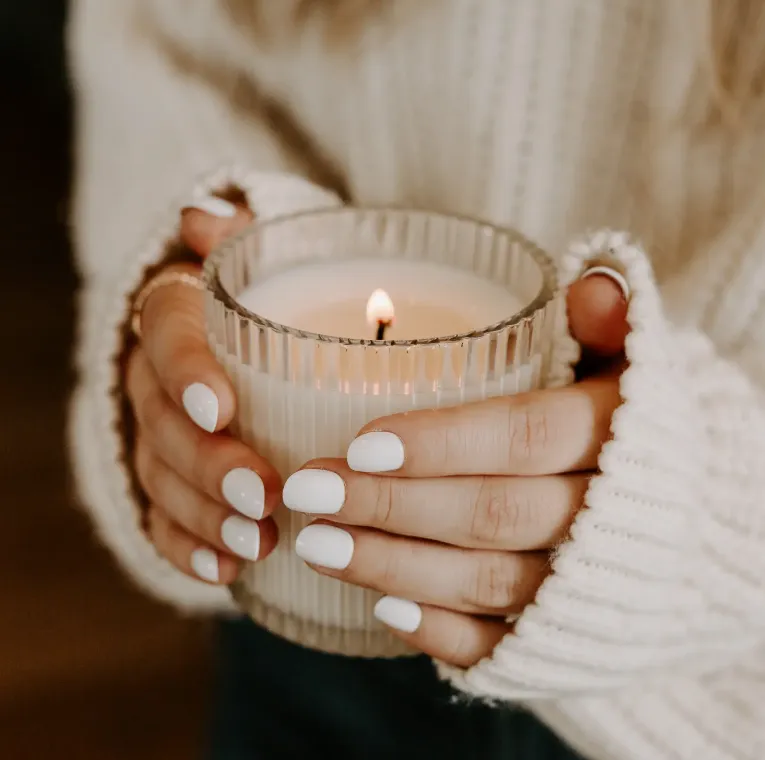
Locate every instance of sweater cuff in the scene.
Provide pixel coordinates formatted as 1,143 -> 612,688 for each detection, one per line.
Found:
69,165 -> 342,612
529,660 -> 765,760
438,230 -> 749,700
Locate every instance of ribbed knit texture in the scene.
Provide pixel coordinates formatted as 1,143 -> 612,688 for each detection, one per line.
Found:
68,1 -> 765,758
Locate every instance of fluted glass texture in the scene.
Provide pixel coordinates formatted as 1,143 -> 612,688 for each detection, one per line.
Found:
203,208 -> 559,654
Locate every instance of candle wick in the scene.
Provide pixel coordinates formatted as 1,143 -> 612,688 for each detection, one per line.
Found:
375,320 -> 391,341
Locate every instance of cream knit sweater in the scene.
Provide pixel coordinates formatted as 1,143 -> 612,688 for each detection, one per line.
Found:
68,1 -> 765,758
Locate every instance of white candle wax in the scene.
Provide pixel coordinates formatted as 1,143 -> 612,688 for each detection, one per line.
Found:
223,257 -> 540,653
236,259 -> 521,339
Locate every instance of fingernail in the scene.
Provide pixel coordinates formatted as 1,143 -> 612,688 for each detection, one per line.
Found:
580,265 -> 630,301
222,468 -> 265,519
190,548 -> 219,582
295,524 -> 354,569
182,383 -> 219,432
374,596 -> 422,633
183,196 -> 237,218
221,516 -> 260,561
283,470 -> 345,514
347,431 -> 405,473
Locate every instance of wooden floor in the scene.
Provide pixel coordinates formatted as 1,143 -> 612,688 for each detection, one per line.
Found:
0,62 -> 213,760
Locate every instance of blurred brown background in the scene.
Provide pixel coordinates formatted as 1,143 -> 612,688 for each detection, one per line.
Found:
0,3 -> 213,757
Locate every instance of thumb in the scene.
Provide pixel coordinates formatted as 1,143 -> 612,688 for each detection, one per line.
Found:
180,196 -> 254,257
566,267 -> 630,357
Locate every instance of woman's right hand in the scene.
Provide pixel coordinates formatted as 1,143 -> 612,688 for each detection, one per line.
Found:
126,198 -> 282,584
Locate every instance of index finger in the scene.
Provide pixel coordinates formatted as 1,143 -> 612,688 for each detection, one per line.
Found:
140,263 -> 235,432
345,376 -> 620,477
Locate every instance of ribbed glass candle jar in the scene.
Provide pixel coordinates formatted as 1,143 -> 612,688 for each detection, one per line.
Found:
203,208 -> 559,656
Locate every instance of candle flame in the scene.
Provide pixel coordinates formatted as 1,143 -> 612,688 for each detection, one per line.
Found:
366,288 -> 395,325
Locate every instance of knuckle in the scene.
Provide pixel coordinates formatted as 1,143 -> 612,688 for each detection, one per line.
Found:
191,433 -> 224,497
189,430 -> 237,501
377,543 -> 407,591
440,622 -> 473,667
468,479 -> 540,547
156,297 -> 203,357
506,400 -> 551,464
195,495 -> 224,543
190,439 -> 209,490
469,478 -> 524,545
371,477 -> 396,528
466,553 -> 522,611
136,384 -> 170,439
173,484 -> 220,545
141,286 -> 176,338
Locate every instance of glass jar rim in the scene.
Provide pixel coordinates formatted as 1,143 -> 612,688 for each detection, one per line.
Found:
202,206 -> 558,346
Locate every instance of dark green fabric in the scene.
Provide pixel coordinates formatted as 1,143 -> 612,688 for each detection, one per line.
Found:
208,617 -> 582,760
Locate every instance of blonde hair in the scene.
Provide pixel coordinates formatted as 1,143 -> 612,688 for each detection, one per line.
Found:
703,0 -> 765,127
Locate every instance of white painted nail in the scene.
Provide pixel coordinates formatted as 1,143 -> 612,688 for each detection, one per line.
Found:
222,468 -> 265,519
184,196 -> 237,218
374,596 -> 422,633
221,516 -> 260,561
190,548 -> 219,582
295,524 -> 354,569
580,265 -> 630,301
347,431 -> 405,473
182,383 -> 219,432
283,470 -> 345,514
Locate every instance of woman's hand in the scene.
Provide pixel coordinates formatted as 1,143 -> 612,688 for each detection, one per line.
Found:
126,198 -> 282,584
284,271 -> 629,666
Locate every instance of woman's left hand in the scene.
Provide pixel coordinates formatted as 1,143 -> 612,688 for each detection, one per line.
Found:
284,271 -> 630,667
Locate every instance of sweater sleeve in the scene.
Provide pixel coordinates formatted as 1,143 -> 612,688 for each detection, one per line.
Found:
67,1 -> 342,612
438,195 -> 765,758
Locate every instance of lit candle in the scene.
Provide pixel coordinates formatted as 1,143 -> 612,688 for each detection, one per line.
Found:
205,208 -> 558,656
235,259 -> 522,341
